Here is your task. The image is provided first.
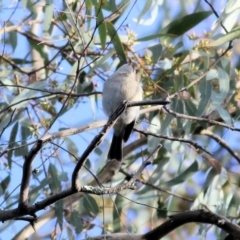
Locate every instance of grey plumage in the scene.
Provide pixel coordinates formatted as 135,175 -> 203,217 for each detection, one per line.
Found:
102,62 -> 142,161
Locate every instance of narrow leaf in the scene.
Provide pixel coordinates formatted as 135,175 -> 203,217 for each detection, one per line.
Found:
70,211 -> 83,234
162,161 -> 198,187
82,195 -> 99,215
48,163 -> 61,193
209,26 -> 240,46
113,194 -> 124,232
106,22 -> 127,64
162,11 -> 212,36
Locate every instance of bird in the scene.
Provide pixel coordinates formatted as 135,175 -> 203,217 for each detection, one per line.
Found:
102,62 -> 142,161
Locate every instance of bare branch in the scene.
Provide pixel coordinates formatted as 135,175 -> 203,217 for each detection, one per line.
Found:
143,209 -> 240,239
71,101 -> 128,191
120,169 -> 194,202
18,140 -> 43,209
201,129 -> 240,164
164,107 -> 240,132
0,20 -> 43,34
134,128 -> 213,156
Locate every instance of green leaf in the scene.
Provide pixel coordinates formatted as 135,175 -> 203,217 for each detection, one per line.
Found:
147,114 -> 161,158
113,194 -> 124,232
10,81 -> 47,109
65,137 -> 79,161
29,35 -> 48,60
157,197 -> 167,219
29,177 -> 52,204
138,156 -> 169,195
209,27 -> 240,47
162,11 -> 212,36
48,163 -> 61,193
210,66 -> 230,124
85,0 -> 92,30
161,114 -> 174,135
172,98 -> 184,135
217,67 -> 230,100
43,3 -> 53,34
136,0 -> 152,23
21,0 -> 28,8
11,58 -> 34,64
56,199 -> 64,230
70,211 -> 83,234
184,99 -> 197,116
162,161 -> 198,187
196,80 -> 212,117
8,24 -> 17,50
202,167 -> 218,190
106,22 -> 127,64
82,195 -> 99,215
136,33 -> 173,41
7,122 -> 18,168
94,3 -> 106,49
216,106 -> 232,125
0,176 -> 10,196
206,69 -> 218,80
101,0 -> 117,11
148,44 -> 162,64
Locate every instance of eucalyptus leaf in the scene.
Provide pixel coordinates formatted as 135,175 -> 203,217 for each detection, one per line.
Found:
43,3 -> 53,34
113,194 -> 123,233
70,211 -> 83,234
161,161 -> 198,187
55,199 -> 64,230
82,195 -> 99,216
106,22 -> 127,64
48,163 -> 61,193
162,11 -> 212,36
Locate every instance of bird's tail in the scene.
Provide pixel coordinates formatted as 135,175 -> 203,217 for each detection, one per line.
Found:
108,135 -> 122,161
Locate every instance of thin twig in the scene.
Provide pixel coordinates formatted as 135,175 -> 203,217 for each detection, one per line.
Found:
120,169 -> 193,202
0,82 -> 102,98
201,129 -> 240,164
164,107 -> 240,132
134,128 -> 212,156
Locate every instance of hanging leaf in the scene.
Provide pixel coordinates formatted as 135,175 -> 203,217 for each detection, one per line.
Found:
106,22 -> 127,64
162,11 -> 212,36
113,194 -> 124,233
161,161 -> 198,187
82,195 -> 99,216
69,211 -> 83,234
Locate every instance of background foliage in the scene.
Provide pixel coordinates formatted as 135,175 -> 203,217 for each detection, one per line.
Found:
1,0 -> 240,239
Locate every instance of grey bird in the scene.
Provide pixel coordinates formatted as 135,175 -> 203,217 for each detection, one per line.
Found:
102,62 -> 142,161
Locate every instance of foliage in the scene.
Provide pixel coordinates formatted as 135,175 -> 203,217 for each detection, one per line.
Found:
1,0 -> 240,239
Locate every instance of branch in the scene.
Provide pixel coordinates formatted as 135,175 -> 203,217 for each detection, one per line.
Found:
18,140 -> 43,209
120,168 -> 193,202
128,99 -> 170,107
164,107 -> 240,132
1,55 -> 29,74
0,82 -> 102,98
201,129 -> 240,164
0,93 -> 53,115
143,209 -> 240,239
0,20 -> 43,34
71,101 -> 128,191
88,210 -> 240,239
71,98 -> 169,191
134,128 -> 213,156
